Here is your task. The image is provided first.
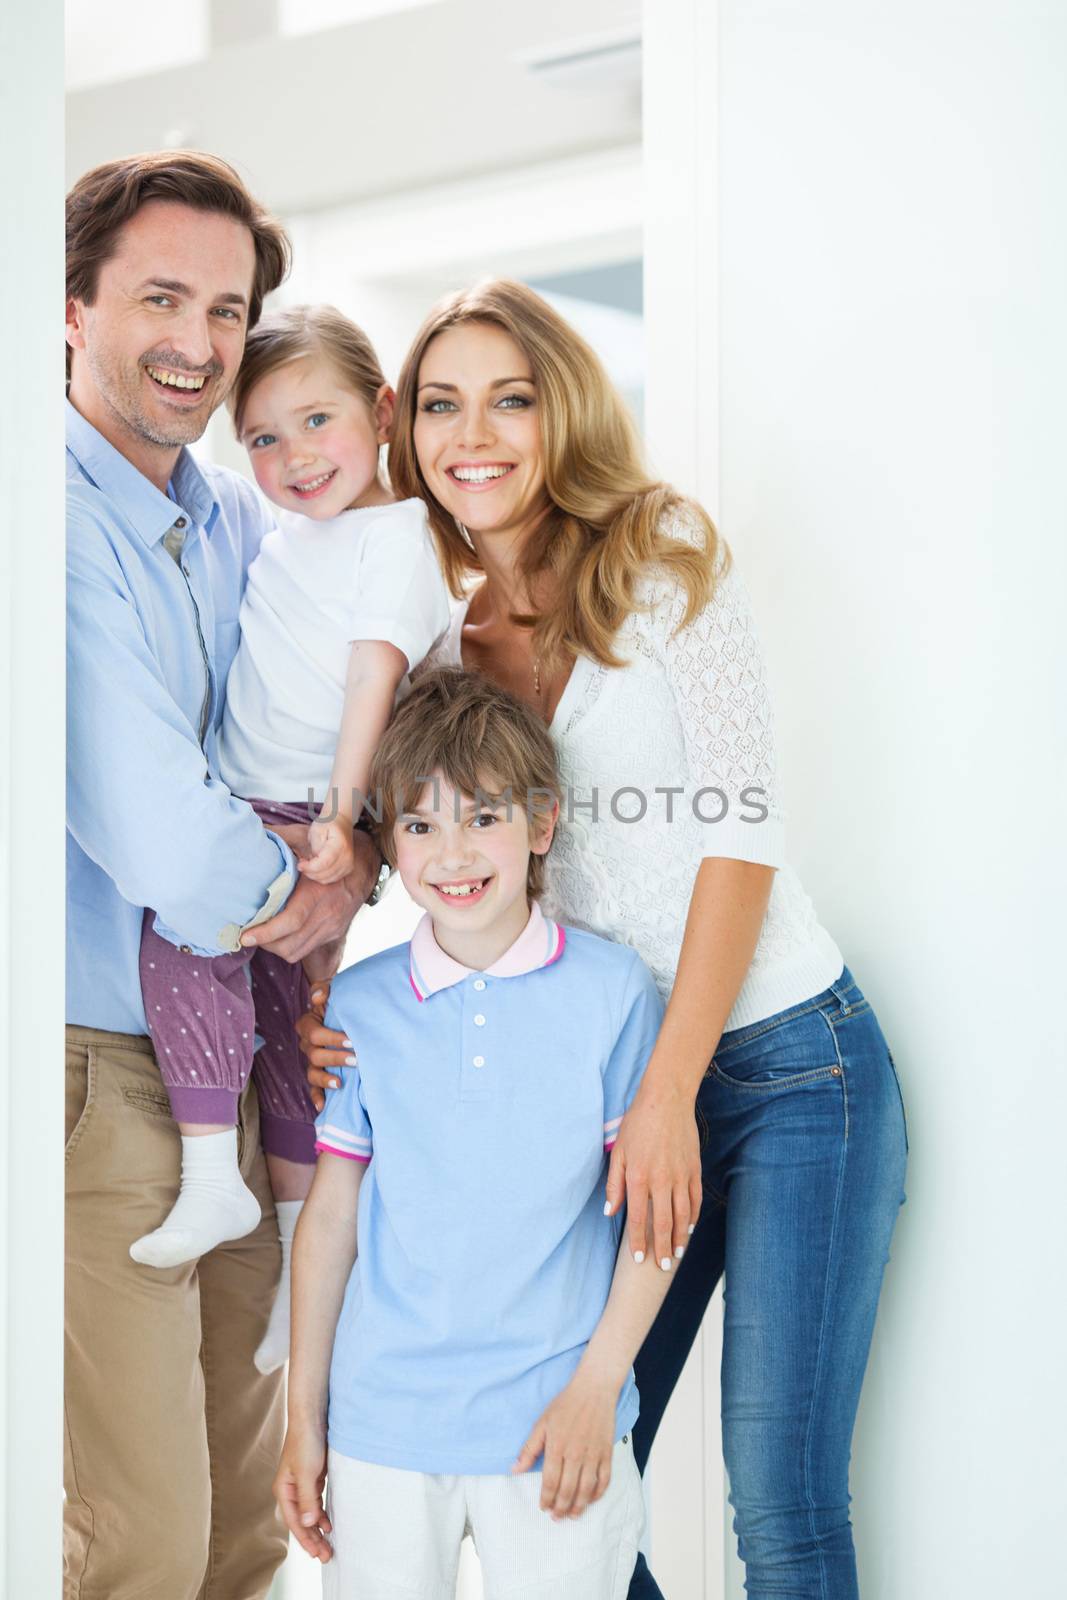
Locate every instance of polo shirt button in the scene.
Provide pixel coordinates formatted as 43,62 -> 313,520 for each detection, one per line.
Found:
180,944 -> 192,954
473,1014 -> 486,1026
473,1055 -> 485,1068
175,516 -> 187,528
473,978 -> 486,991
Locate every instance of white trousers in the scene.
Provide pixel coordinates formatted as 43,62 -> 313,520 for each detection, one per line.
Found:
321,1437 -> 644,1600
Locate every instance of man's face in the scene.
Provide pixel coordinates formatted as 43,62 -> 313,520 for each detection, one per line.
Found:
66,199 -> 256,452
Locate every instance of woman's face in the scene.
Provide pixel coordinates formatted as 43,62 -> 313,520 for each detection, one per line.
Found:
413,322 -> 548,545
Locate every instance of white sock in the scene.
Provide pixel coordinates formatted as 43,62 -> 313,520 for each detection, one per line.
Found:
254,1199 -> 304,1375
129,1129 -> 261,1269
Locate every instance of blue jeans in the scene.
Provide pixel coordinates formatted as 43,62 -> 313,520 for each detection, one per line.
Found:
627,967 -> 907,1599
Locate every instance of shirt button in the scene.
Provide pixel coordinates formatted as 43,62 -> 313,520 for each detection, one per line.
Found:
180,944 -> 192,954
175,516 -> 187,528
473,1014 -> 486,1027
472,1055 -> 485,1068
473,978 -> 486,991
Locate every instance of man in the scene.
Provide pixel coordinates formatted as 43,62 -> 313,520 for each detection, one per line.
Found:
64,151 -> 379,1600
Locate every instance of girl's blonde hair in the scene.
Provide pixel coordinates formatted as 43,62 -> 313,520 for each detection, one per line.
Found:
388,278 -> 728,669
371,668 -> 560,898
230,303 -> 387,436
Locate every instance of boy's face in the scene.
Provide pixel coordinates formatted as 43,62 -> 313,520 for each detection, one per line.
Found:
393,774 -> 555,937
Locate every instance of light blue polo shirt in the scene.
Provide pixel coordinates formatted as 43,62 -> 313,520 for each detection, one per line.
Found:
315,902 -> 665,1475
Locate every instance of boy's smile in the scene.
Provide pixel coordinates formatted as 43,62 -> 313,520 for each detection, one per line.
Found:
394,773 -> 556,971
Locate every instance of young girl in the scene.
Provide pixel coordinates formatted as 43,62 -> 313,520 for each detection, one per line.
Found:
277,669 -> 674,1599
131,306 -> 450,1374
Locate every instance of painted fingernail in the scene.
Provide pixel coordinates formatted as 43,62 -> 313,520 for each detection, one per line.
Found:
688,1223 -> 696,1235
674,1245 -> 686,1259
346,1055 -> 358,1066
312,989 -> 325,1001
633,1250 -> 644,1264
328,1079 -> 340,1090
603,1201 -> 612,1215
660,1257 -> 673,1272
341,1039 -> 353,1049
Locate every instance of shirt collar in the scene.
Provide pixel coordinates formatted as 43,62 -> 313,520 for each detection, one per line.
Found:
408,900 -> 566,1001
65,398 -> 219,547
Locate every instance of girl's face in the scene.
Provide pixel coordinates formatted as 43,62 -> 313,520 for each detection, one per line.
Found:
240,353 -> 394,519
393,773 -> 556,942
413,322 -> 548,545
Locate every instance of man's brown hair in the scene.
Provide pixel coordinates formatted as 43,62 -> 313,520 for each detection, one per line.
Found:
370,669 -> 561,898
66,150 -> 291,373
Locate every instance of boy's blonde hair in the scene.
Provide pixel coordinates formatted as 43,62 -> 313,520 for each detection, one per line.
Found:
230,303 -> 387,435
388,277 -> 729,671
370,669 -> 561,898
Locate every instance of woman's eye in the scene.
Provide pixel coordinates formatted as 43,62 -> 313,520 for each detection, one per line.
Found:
404,819 -> 431,835
421,398 -> 457,413
497,394 -> 532,409
250,434 -> 275,450
471,812 -> 498,829
307,412 -> 329,429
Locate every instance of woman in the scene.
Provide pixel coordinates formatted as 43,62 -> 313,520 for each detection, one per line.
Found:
300,280 -> 907,1599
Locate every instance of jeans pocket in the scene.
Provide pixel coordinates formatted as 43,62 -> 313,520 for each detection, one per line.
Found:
711,1059 -> 842,1092
887,1050 -> 910,1153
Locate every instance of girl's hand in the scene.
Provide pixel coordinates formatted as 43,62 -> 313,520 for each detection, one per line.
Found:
512,1373 -> 617,1520
605,1084 -> 702,1266
273,1422 -> 333,1561
300,818 -> 357,885
296,986 -> 352,1112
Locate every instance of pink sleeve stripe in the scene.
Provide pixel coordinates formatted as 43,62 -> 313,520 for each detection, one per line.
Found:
315,1141 -> 371,1163
409,972 -> 426,1002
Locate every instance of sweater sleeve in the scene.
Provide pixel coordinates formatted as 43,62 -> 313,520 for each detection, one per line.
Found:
654,526 -> 787,867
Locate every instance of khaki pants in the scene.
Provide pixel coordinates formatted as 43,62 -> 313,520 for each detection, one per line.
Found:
64,1027 -> 288,1600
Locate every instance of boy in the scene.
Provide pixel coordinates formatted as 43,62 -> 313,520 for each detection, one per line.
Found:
275,668 -> 675,1599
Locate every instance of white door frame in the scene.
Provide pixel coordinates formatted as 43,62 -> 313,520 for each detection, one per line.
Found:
641,3 -> 727,1596
2,3 -> 66,1595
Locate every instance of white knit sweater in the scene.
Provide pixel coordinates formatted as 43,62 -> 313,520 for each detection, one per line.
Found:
426,528 -> 842,1030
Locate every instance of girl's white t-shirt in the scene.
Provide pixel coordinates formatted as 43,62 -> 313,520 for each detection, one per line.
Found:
218,497 -> 450,804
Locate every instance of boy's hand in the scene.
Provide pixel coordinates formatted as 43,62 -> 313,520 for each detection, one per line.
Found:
273,1423 -> 333,1561
301,818 -> 357,885
512,1372 -> 617,1520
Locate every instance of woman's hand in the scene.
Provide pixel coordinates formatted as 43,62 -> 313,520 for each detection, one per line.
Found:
605,1082 -> 702,1266
512,1373 -> 617,1520
273,1420 -> 333,1561
296,982 -> 353,1112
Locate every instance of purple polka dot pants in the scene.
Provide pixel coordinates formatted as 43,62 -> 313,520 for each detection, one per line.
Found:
139,799 -> 320,1164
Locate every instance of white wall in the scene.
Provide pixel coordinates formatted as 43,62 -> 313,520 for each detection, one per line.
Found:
644,2 -> 1067,1597
2,3 -> 66,1595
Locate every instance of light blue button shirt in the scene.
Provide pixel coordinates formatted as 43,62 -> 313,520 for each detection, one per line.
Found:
315,909 -> 665,1475
66,401 -> 297,1034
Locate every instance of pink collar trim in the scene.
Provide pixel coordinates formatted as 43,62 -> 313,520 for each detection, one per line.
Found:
408,900 -> 566,1001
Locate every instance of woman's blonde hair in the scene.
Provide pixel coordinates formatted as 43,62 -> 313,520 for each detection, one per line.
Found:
230,304 -> 387,436
388,278 -> 728,669
371,668 -> 560,898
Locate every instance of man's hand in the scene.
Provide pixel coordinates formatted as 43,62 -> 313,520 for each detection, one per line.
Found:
511,1372 -> 617,1521
273,1421 -> 333,1562
242,829 -> 379,964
